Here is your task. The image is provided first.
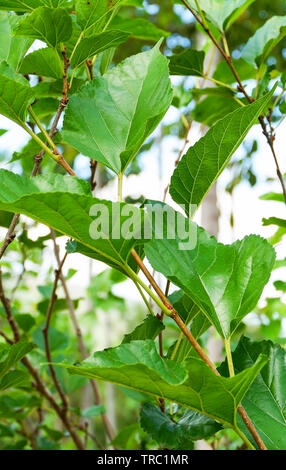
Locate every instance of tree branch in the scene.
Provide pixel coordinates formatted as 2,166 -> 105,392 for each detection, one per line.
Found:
180,0 -> 286,204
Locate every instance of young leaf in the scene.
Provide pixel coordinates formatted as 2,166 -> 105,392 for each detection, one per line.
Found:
70,30 -> 129,69
0,170 -> 145,273
122,316 -> 164,344
140,402 -> 221,447
168,48 -> 205,76
220,336 -> 286,450
144,205 -> 275,339
19,48 -> 64,79
59,339 -> 267,428
242,16 -> 286,66
263,217 -> 286,228
63,43 -> 172,174
170,87 -> 275,211
186,0 -> 255,31
14,7 -> 72,47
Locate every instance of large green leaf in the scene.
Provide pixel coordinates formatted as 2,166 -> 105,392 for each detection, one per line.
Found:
186,0 -> 255,31
0,1 -> 70,11
242,16 -> 286,66
0,67 -> 34,126
63,43 -> 172,174
168,48 -> 205,76
14,7 -> 72,47
169,88 -> 275,211
220,337 -> 286,450
70,30 -> 129,69
0,170 -> 145,273
140,402 -> 221,447
19,48 -> 63,79
144,205 -> 275,339
59,339 -> 267,428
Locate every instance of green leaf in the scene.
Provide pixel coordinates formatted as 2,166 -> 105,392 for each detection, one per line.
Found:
169,88 -> 275,211
59,339 -> 267,428
186,0 -> 255,31
220,336 -> 286,450
0,14 -> 34,71
140,402 -> 221,447
19,48 -> 63,79
167,290 -> 210,362
122,315 -> 164,344
0,68 -> 34,126
63,43 -> 172,174
260,192 -> 284,203
192,95 -> 240,126
263,217 -> 286,228
0,340 -> 35,379
168,48 -> 205,76
0,210 -> 13,228
144,205 -> 275,339
14,313 -> 36,332
0,1 -> 71,11
0,170 -> 145,273
70,30 -> 129,69
0,370 -> 29,391
75,0 -> 109,35
242,16 -> 286,66
14,7 -> 72,47
109,16 -> 170,41
0,12 -> 11,62
82,404 -> 105,418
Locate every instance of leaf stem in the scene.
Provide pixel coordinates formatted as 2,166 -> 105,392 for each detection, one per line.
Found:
234,425 -> 256,450
224,338 -> 235,377
22,123 -> 76,176
118,173 -> 123,202
28,105 -> 57,150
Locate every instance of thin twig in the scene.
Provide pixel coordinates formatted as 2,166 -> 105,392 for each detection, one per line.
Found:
50,230 -> 116,442
0,271 -> 85,449
180,0 -> 286,204
42,252 -> 69,412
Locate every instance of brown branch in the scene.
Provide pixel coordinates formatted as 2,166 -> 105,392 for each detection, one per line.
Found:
180,0 -> 286,204
90,159 -> 98,191
130,248 -> 266,450
0,271 -> 85,449
0,48 -> 73,261
86,59 -> 94,81
42,252 -> 69,413
0,214 -> 19,260
50,230 -> 115,442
